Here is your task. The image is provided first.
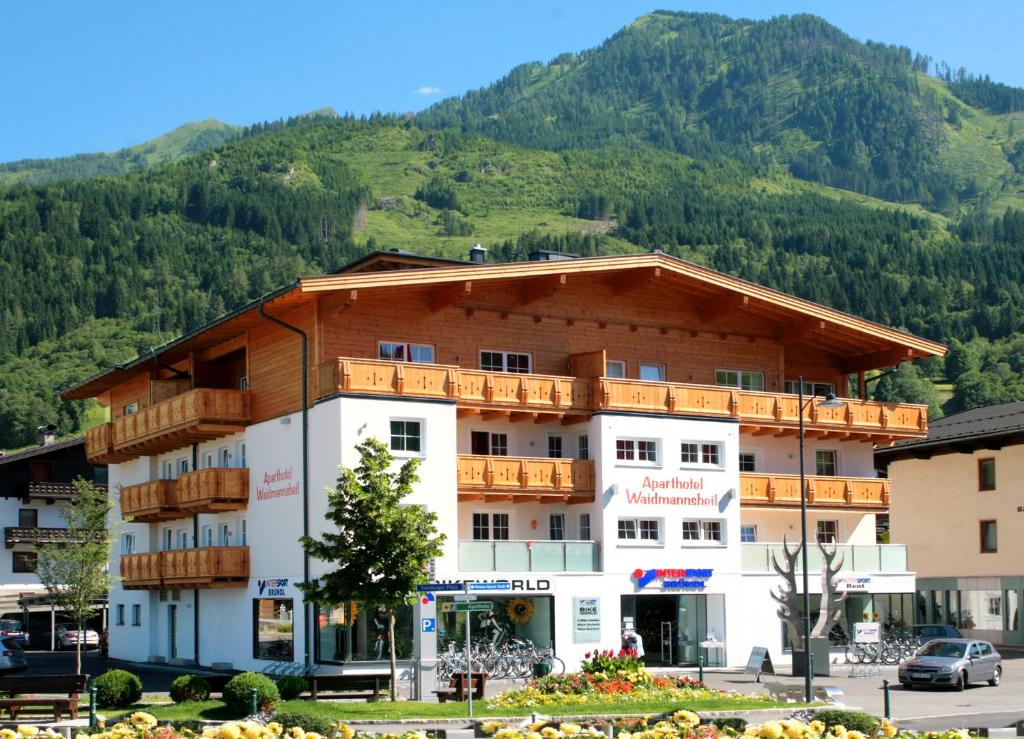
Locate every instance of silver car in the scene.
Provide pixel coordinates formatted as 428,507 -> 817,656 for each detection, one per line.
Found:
0,637 -> 28,674
899,638 -> 1001,690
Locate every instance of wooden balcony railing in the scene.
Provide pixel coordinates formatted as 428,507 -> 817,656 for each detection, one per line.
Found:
457,455 -> 595,503
112,388 -> 249,457
85,422 -> 134,464
177,468 -> 249,513
315,357 -> 927,439
120,480 -> 180,522
21,482 -> 91,502
121,552 -> 163,589
161,546 -> 249,588
740,473 -> 891,509
5,527 -> 100,548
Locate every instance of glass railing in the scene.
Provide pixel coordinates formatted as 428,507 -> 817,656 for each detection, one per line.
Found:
741,543 -> 908,572
458,540 -> 600,572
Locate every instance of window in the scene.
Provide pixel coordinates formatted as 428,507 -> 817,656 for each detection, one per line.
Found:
236,442 -> 247,468
680,441 -> 721,466
547,435 -> 563,459
701,442 -> 720,465
978,458 -> 996,491
219,523 -> 232,547
238,518 -> 247,546
219,447 -> 232,467
471,431 -> 508,456
121,533 -> 135,555
606,360 -> 626,378
987,597 -> 1001,617
549,513 -> 565,541
239,376 -> 249,390
201,526 -> 213,547
784,380 -> 835,397
162,460 -> 174,480
177,458 -> 190,476
578,434 -> 589,461
12,551 -> 37,573
480,350 -> 531,374
390,420 -> 423,453
472,513 -> 509,541
815,450 -> 838,476
203,452 -> 214,470
980,520 -> 998,553
254,598 -> 294,661
816,520 -> 838,544
176,529 -> 190,549
715,369 -> 765,392
680,443 -> 698,464
617,518 -> 661,543
639,363 -> 665,381
379,341 -> 435,364
681,519 -> 724,543
131,604 -> 141,626
617,438 -> 658,463
740,525 -> 757,543
579,513 -> 591,541
18,509 -> 37,528
162,528 -> 173,551
123,401 -> 139,416
739,452 -> 757,472
115,605 -> 125,626
314,601 -> 415,664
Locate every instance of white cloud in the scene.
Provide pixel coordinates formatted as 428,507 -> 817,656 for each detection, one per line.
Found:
414,86 -> 443,96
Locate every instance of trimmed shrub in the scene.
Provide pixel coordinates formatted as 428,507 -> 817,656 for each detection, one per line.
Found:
813,709 -> 878,734
170,674 -> 211,703
223,672 -> 280,716
275,675 -> 308,701
94,669 -> 143,708
270,709 -> 336,735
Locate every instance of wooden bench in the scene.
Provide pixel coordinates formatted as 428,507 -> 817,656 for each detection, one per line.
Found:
0,674 -> 89,721
433,672 -> 486,703
307,673 -> 391,701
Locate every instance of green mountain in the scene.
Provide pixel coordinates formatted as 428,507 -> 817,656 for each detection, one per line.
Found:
5,13 -> 1024,447
0,119 -> 241,187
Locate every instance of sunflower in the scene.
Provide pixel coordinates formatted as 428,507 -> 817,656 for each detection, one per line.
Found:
507,598 -> 535,623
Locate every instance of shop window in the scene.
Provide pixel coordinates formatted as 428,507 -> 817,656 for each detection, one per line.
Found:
784,380 -> 835,397
315,602 -> 413,664
978,458 -> 995,491
132,604 -> 141,626
617,438 -> 658,464
547,435 -> 563,459
740,525 -> 757,543
739,453 -> 757,472
480,350 -> 531,374
115,605 -> 125,626
390,419 -> 423,454
605,360 -> 626,378
639,363 -> 665,381
815,450 -> 838,476
18,509 -> 38,528
471,431 -> 508,456
472,512 -> 509,541
579,513 -> 591,541
617,518 -> 661,543
12,551 -> 37,573
577,434 -> 589,461
816,520 -> 838,544
121,534 -> 135,555
980,520 -> 997,553
682,519 -> 724,544
379,341 -> 435,364
549,513 -> 565,541
715,369 -> 765,392
253,598 -> 294,661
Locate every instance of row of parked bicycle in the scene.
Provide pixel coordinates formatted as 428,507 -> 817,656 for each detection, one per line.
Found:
436,632 -> 564,680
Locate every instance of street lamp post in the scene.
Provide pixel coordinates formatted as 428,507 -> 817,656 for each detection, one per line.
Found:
797,375 -> 845,703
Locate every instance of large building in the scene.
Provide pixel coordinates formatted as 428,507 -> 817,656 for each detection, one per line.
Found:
63,250 -> 943,680
876,402 -> 1024,647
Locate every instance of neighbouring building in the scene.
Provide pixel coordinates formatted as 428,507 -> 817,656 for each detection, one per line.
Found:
62,249 -> 943,683
875,401 -> 1024,647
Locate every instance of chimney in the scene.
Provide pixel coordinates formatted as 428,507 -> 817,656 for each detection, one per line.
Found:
38,424 -> 57,447
469,244 -> 487,264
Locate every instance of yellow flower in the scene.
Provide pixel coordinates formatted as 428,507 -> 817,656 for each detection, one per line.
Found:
830,727 -> 848,739
809,722 -> 825,735
218,725 -> 242,739
560,724 -> 582,736
481,723 -> 507,735
288,729 -> 305,739
305,734 -> 322,739
3,730 -> 20,739
338,725 -> 355,739
759,722 -> 784,739
541,729 -> 560,739
494,731 -> 523,739
846,733 -> 865,739
17,728 -> 38,737
130,713 -> 158,730
672,711 -> 700,729
880,720 -> 897,739
527,733 -> 543,739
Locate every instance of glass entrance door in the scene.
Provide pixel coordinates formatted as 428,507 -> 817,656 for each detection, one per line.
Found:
675,594 -> 706,666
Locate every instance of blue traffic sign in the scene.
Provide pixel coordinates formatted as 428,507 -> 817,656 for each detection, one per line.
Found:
421,618 -> 436,633
416,583 -> 465,592
468,581 -> 512,592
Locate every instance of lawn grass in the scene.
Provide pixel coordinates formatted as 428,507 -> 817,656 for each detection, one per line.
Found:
117,694 -> 787,723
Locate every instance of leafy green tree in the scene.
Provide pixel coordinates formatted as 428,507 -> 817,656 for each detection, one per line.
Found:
872,362 -> 944,420
35,478 -> 116,674
298,439 -> 445,700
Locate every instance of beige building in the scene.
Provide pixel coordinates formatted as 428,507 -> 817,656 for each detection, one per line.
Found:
876,402 -> 1024,646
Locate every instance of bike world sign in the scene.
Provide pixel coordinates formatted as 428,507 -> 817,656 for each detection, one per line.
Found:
633,568 -> 713,590
258,579 -> 288,597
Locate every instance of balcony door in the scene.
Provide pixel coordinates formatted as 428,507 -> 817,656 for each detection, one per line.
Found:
471,431 -> 509,456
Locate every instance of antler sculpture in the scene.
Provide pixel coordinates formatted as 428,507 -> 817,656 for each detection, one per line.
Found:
769,537 -> 804,649
812,540 -> 847,638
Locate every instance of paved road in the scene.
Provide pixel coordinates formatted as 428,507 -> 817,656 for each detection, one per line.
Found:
22,650 -> 214,693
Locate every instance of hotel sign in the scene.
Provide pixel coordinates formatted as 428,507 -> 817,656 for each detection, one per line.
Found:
256,467 -> 299,501
622,476 -> 720,507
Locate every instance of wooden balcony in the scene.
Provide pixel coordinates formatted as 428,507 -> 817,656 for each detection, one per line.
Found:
161,547 -> 249,588
177,468 -> 249,513
457,455 -> 595,503
20,482 -> 87,502
112,388 -> 249,458
5,527 -> 99,548
121,552 -> 163,589
85,422 -> 134,464
315,357 -> 927,440
740,473 -> 891,509
120,480 -> 180,522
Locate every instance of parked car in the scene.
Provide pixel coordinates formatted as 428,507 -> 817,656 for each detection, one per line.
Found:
43,623 -> 100,650
912,624 -> 961,645
0,620 -> 29,648
0,637 -> 28,673
899,638 -> 1001,691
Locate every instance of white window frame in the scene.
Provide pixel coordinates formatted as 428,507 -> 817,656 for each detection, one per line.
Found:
815,449 -> 839,476
379,341 -> 435,364
121,533 -> 135,555
738,451 -> 758,473
479,349 -> 532,374
715,368 -> 765,392
579,513 -> 592,541
471,430 -> 510,456
123,401 -> 139,416
740,524 -> 757,543
218,446 -> 232,467
605,360 -> 626,378
639,362 -> 666,382
547,434 -> 564,459
177,457 -> 190,476
161,459 -> 174,480
161,528 -> 172,551
203,451 -> 214,470
784,380 -> 836,397
471,511 -> 511,541
549,513 -> 566,541
816,519 -> 839,544
390,418 -> 425,456
616,437 -> 660,466
238,518 -> 247,546
577,434 -> 589,461
236,441 -> 247,468
131,604 -> 141,626
617,517 -> 663,545
175,528 -> 190,550
682,518 -> 726,546
218,523 -> 232,547
679,440 -> 723,468
201,525 -> 213,548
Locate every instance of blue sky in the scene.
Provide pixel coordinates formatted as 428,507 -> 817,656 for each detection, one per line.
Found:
2,0 -> 1021,163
